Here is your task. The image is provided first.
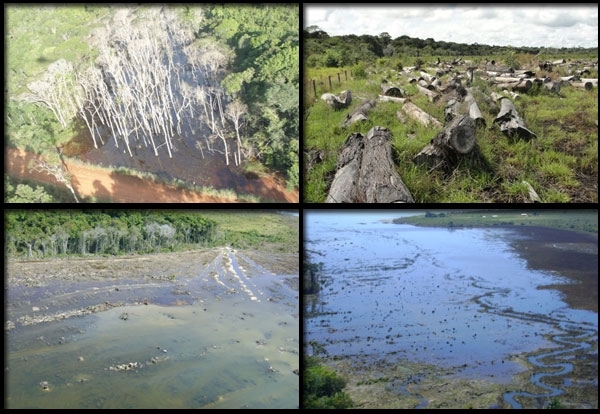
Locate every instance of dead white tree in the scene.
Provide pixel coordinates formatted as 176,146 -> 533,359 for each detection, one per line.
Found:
30,159 -> 79,203
226,99 -> 248,166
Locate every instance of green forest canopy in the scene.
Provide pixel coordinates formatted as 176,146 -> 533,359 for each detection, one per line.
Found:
4,210 -> 299,259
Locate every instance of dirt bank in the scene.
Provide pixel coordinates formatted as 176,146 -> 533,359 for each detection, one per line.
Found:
5,147 -> 299,203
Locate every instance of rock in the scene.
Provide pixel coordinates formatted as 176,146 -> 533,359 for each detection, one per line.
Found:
78,356 -> 85,362
293,369 -> 299,375
40,381 -> 50,390
120,312 -> 128,321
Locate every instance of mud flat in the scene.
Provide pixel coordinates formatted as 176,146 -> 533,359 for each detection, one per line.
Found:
304,212 -> 597,409
5,247 -> 299,409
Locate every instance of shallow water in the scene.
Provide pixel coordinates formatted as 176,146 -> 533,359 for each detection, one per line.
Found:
304,212 -> 597,387
6,249 -> 299,409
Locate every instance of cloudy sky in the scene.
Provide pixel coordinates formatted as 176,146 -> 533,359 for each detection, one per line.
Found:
304,4 -> 598,49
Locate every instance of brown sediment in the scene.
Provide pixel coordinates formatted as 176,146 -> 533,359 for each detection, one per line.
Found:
502,226 -> 598,313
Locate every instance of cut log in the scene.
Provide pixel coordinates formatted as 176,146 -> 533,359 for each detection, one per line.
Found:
416,84 -> 440,102
543,81 -> 561,94
401,101 -> 443,129
325,127 -> 414,203
493,97 -> 536,140
381,84 -> 405,97
378,95 -> 407,104
522,181 -> 541,203
570,81 -> 593,90
342,99 -> 376,128
464,89 -> 486,127
419,71 -> 435,83
444,98 -> 461,123
321,90 -> 352,110
413,114 -> 485,171
325,133 -> 363,203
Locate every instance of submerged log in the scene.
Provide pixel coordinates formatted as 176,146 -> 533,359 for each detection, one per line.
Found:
413,114 -> 485,171
342,99 -> 376,128
326,127 -> 414,203
493,97 -> 536,140
401,101 -> 443,129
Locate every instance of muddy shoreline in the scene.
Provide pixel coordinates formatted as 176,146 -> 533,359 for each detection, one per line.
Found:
6,248 -> 299,329
305,222 -> 597,409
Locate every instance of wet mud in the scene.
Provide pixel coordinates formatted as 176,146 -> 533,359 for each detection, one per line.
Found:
304,214 -> 598,409
5,247 -> 299,408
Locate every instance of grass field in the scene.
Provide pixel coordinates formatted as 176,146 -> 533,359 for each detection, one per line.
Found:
303,55 -> 598,203
392,209 -> 598,234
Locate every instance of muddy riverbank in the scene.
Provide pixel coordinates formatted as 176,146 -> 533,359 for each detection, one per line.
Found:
304,213 -> 597,409
6,247 -> 299,408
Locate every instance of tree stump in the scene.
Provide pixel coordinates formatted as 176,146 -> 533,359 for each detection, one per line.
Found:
413,114 -> 487,172
326,127 -> 414,203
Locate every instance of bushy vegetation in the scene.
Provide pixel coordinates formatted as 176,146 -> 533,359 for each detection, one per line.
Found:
4,210 -> 217,259
304,355 -> 354,409
4,210 -> 299,259
304,31 -> 598,203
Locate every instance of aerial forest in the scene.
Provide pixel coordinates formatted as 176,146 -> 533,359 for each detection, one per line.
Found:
5,5 -> 299,201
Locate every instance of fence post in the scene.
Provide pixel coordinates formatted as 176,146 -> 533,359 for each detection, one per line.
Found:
345,70 -> 347,80
328,75 -> 332,91
312,79 -> 316,99
337,72 -> 341,84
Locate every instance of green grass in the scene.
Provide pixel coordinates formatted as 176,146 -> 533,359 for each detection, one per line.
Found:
200,210 -> 298,253
304,55 -> 598,203
393,210 -> 598,234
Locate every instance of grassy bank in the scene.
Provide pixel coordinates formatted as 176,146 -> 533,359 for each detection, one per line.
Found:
392,210 -> 598,234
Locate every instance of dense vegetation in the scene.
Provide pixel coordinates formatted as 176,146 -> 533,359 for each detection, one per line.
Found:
5,4 -> 299,201
392,210 -> 598,234
4,210 -> 217,258
304,28 -> 598,69
304,355 -> 354,409
4,210 -> 299,259
304,30 -> 598,203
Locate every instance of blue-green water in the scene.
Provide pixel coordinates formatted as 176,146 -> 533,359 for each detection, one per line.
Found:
6,249 -> 299,409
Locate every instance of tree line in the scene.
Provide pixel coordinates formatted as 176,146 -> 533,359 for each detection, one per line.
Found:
5,210 -> 217,259
304,27 -> 598,68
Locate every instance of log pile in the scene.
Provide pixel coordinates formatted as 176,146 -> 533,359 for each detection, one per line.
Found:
326,126 -> 414,203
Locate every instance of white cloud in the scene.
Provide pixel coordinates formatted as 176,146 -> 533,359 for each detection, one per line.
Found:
304,5 -> 599,48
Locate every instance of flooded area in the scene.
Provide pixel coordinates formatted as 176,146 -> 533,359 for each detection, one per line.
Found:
5,248 -> 299,408
304,211 -> 598,409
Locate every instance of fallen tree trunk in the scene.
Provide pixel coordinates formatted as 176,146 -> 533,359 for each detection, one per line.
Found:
570,81 -> 594,90
342,99 -> 376,128
464,89 -> 486,127
493,96 -> 537,140
401,101 -> 443,129
413,114 -> 486,171
381,84 -> 405,97
378,95 -> 407,104
416,83 -> 440,101
326,127 -> 414,203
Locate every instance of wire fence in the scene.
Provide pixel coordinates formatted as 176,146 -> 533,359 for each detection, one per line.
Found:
304,70 -> 352,100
